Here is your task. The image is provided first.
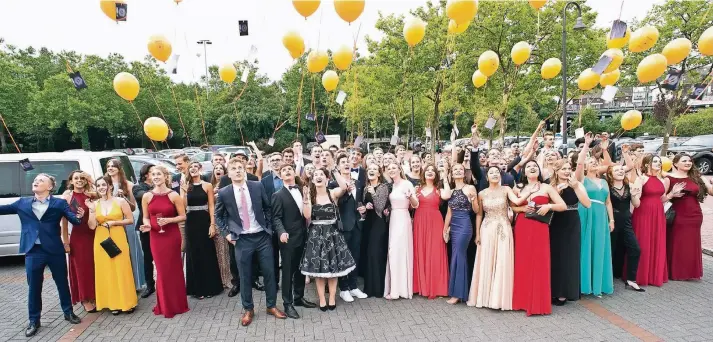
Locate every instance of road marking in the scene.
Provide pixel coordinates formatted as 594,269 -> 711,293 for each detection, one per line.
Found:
580,299 -> 662,342
57,312 -> 100,342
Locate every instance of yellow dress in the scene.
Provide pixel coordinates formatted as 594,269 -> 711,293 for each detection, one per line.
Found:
94,200 -> 138,311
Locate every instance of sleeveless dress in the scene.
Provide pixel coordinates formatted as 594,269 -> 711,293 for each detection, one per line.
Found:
113,183 -> 145,291
447,189 -> 473,301
362,184 -> 390,298
610,184 -> 641,282
185,184 -> 223,297
413,189 -> 448,299
632,177 -> 668,287
148,192 -> 189,318
384,180 -> 416,299
579,178 -> 613,296
300,202 -> 356,278
67,191 -> 95,304
94,200 -> 138,311
550,186 -> 581,301
512,195 -> 551,316
467,187 -> 514,310
667,177 -> 704,280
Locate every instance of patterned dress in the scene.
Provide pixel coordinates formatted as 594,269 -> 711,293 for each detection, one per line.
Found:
300,203 -> 356,278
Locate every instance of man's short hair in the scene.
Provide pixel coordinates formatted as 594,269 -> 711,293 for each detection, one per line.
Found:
329,145 -> 339,150
282,148 -> 294,156
278,163 -> 295,173
336,153 -> 349,165
321,150 -> 334,158
36,173 -> 56,191
544,131 -> 554,138
212,152 -> 225,159
228,158 -> 246,167
351,147 -> 363,157
292,140 -> 302,147
373,147 -> 383,153
174,154 -> 190,163
395,145 -> 406,152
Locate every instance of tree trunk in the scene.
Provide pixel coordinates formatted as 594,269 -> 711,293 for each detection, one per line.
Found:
80,129 -> 90,151
430,81 -> 443,154
499,93 -> 509,148
661,109 -> 674,156
0,129 -> 7,153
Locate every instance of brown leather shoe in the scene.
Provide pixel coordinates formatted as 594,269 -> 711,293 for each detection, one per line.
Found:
241,310 -> 254,326
266,307 -> 287,319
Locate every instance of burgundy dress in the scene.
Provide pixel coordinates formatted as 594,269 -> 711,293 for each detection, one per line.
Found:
512,195 -> 551,316
412,189 -> 449,299
148,192 -> 189,318
631,177 -> 668,287
68,192 -> 95,304
666,177 -> 703,280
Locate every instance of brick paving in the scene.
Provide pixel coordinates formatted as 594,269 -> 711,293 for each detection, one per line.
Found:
700,194 -> 713,255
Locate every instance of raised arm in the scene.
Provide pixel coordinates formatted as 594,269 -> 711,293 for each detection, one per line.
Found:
525,120 -> 546,156
630,176 -> 643,208
575,133 -> 593,182
329,171 -> 349,200
0,199 -> 19,215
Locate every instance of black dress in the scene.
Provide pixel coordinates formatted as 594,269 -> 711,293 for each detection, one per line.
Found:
549,186 -> 581,301
610,184 -> 641,281
362,184 -> 390,297
185,183 -> 223,297
300,202 -> 356,278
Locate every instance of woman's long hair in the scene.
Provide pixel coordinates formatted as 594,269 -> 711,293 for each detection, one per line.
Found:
419,163 -> 440,188
186,161 -> 202,192
520,160 -> 544,187
605,164 -> 629,188
105,158 -> 130,196
211,163 -> 226,188
96,175 -> 114,200
673,153 -> 707,202
640,153 -> 660,177
549,159 -> 570,192
309,167 -> 328,205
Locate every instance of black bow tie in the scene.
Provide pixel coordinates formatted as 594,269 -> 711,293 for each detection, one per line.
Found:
288,185 -> 299,190
351,168 -> 359,172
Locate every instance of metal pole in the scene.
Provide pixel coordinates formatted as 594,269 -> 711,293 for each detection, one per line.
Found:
203,43 -> 209,100
561,6 -> 568,154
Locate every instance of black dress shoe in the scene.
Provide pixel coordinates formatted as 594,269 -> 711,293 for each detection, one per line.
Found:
252,280 -> 265,291
64,313 -> 81,324
625,282 -> 646,292
140,287 -> 155,299
294,298 -> 317,309
319,305 -> 328,312
284,304 -> 300,319
227,286 -> 240,297
25,322 -> 40,337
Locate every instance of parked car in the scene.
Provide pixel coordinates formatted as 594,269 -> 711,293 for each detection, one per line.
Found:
128,156 -> 179,180
182,147 -> 202,156
0,151 -> 135,257
191,151 -> 216,174
217,146 -> 252,157
666,134 -> 713,174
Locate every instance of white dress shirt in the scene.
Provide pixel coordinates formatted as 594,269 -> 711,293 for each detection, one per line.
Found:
287,186 -> 304,215
32,196 -> 51,244
233,184 -> 263,234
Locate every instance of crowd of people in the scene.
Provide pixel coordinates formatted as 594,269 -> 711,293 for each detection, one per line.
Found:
3,120 -> 713,336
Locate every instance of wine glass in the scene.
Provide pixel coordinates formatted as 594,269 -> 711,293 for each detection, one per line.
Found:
156,213 -> 165,233
358,202 -> 366,221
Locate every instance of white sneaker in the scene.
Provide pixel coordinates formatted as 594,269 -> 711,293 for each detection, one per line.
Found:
339,290 -> 354,302
350,289 -> 368,299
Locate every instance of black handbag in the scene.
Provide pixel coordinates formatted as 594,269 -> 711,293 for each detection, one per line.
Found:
665,206 -> 676,227
99,224 -> 122,258
525,209 -> 554,225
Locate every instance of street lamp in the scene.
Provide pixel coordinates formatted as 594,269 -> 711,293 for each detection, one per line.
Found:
197,39 -> 212,98
561,2 -> 586,154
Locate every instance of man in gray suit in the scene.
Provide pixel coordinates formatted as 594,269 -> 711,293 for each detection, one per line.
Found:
215,159 -> 286,326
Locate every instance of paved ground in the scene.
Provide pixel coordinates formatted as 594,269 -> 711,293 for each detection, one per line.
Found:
700,195 -> 713,255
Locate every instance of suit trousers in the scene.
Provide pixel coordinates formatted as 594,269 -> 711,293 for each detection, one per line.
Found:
339,221 -> 362,291
611,224 -> 641,281
139,231 -> 155,288
25,245 -> 72,323
229,242 -> 260,287
279,237 -> 306,305
234,231 -> 278,310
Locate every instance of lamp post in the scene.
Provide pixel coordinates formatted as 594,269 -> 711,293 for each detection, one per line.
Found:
561,2 -> 586,154
197,39 -> 212,99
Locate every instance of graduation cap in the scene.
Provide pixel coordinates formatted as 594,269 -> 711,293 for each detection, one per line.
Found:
390,135 -> 399,146
336,91 -> 347,105
70,196 -> 80,212
315,131 -> 326,144
306,112 -> 315,121
661,69 -> 682,91
354,135 -> 364,148
689,83 -> 708,99
267,137 -> 275,146
610,20 -> 627,39
19,158 -> 34,172
601,85 -> 619,102
239,20 -> 249,36
169,54 -> 180,74
115,3 -> 127,21
68,71 -> 87,90
592,55 -> 613,75
484,117 -> 497,130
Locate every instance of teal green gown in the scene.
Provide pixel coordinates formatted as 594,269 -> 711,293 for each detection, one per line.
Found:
578,177 -> 614,296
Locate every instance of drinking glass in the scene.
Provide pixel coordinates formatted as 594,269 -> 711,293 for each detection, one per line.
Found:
156,213 -> 165,233
358,202 -> 366,221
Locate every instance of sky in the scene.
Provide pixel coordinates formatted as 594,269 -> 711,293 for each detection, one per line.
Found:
0,0 -> 663,83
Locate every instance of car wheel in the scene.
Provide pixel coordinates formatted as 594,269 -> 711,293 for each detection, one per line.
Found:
696,157 -> 712,175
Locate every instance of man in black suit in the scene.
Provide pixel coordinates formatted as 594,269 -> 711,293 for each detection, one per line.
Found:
215,159 -> 286,326
261,153 -> 283,287
272,163 -> 317,319
133,164 -> 155,298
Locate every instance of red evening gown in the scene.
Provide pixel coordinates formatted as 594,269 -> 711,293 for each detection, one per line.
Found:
148,192 -> 189,318
413,189 -> 449,299
68,192 -> 96,304
512,196 -> 551,316
631,177 -> 668,287
666,177 -> 703,280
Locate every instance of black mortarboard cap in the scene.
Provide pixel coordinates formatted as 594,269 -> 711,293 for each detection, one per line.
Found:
592,55 -> 613,75
610,20 -> 627,39
19,158 -> 34,171
661,69 -> 681,91
116,3 -> 127,21
239,20 -> 248,36
69,71 -> 87,90
315,131 -> 326,144
690,83 -> 708,99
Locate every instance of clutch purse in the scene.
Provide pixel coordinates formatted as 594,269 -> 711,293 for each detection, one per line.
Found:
665,206 -> 676,227
99,225 -> 122,258
525,209 -> 554,225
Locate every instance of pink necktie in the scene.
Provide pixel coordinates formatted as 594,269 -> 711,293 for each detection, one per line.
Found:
240,187 -> 251,230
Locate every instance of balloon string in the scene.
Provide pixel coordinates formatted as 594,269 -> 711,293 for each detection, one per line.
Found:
169,85 -> 192,146
129,102 -> 158,151
231,101 -> 245,145
295,61 -> 307,137
193,86 -> 209,145
0,112 -> 22,153
324,91 -> 336,135
698,4 -> 713,27
310,75 -> 319,133
136,69 -> 171,148
618,0 -> 625,20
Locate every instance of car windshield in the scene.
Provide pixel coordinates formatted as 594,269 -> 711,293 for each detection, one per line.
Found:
681,135 -> 713,146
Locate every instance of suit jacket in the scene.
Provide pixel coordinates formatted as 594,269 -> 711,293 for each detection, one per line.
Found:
132,182 -> 153,230
350,166 -> 367,206
215,181 -> 272,241
271,187 -> 307,246
218,173 -> 258,189
261,171 -> 280,201
470,148 -> 515,192
337,191 -> 359,232
0,196 -> 81,255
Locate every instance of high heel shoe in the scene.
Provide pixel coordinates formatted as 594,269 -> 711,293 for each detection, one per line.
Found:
328,301 -> 336,311
553,298 -> 566,306
319,304 -> 328,312
625,281 -> 646,292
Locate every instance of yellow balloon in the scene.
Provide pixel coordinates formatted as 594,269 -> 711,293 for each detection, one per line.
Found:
404,18 -> 426,47
478,50 -> 499,77
528,0 -> 547,10
601,48 -> 623,73
100,0 -> 125,21
322,70 -> 339,92
447,19 -> 469,35
218,64 -> 237,83
599,69 -> 620,87
307,50 -> 329,73
147,35 -> 172,63
607,27 -> 631,49
698,26 -> 713,56
661,156 -> 673,172
334,0 -> 365,24
511,41 -> 531,66
174,0 -> 182,4
662,38 -> 692,65
636,53 -> 668,83
541,58 -> 562,80
446,0 -> 478,26
332,45 -> 353,71
144,117 -> 169,141
113,72 -> 140,101
282,31 -> 306,59
620,109 -> 642,131
629,25 -> 659,53
472,70 -> 487,88
577,68 -> 599,91
292,0 -> 320,19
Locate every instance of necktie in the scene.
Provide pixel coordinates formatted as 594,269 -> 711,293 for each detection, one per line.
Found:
351,168 -> 359,172
239,187 -> 251,231
288,185 -> 299,190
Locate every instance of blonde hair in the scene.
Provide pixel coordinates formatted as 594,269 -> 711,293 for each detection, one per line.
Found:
152,165 -> 172,188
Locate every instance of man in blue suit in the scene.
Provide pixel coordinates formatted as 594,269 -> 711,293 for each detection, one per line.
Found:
0,173 -> 84,337
215,159 -> 286,327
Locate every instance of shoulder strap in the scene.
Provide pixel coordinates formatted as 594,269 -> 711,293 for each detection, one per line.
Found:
326,191 -> 342,221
